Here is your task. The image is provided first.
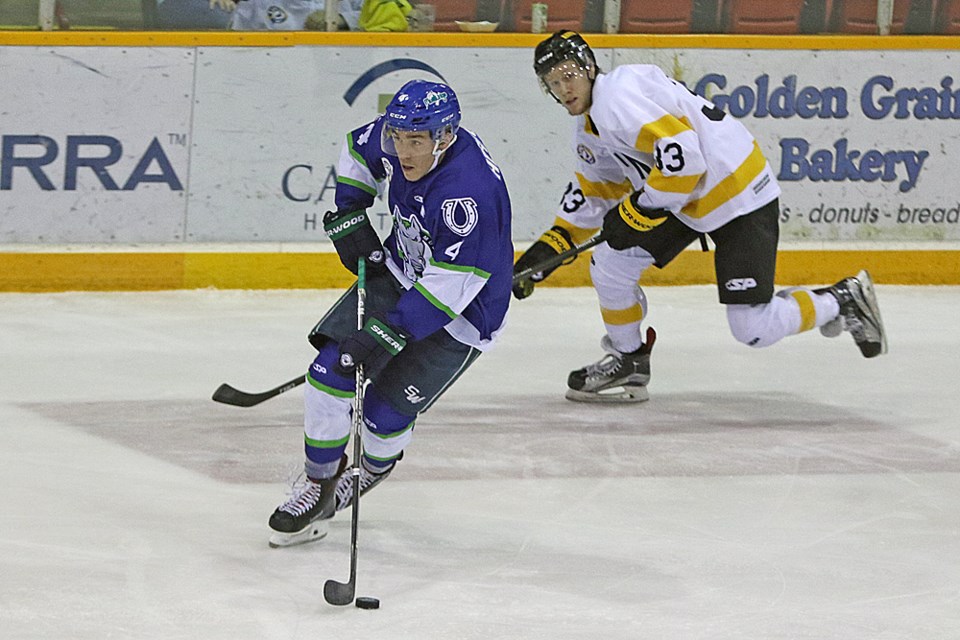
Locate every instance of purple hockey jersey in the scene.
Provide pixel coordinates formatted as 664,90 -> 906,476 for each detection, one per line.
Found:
333,116 -> 514,349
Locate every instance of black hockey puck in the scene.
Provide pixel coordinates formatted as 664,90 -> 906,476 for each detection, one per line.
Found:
355,597 -> 380,610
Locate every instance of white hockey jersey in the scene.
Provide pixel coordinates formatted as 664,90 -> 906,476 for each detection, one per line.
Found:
229,0 -> 362,30
554,64 -> 781,237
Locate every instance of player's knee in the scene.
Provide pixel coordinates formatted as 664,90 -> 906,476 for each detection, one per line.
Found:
361,386 -> 414,466
363,386 -> 415,437
307,341 -> 353,393
635,285 -> 648,318
590,245 -> 655,299
726,303 -> 778,348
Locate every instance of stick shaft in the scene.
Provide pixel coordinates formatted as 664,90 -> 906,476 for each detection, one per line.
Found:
511,234 -> 606,285
323,257 -> 366,605
347,259 -> 366,591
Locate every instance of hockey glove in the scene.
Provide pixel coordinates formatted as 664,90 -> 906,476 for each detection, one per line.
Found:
334,316 -> 409,377
323,209 -> 385,276
512,225 -> 575,300
601,192 -> 671,251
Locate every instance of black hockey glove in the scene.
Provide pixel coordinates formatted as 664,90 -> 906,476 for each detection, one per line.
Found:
334,316 -> 409,377
323,209 -> 385,276
512,225 -> 575,300
601,192 -> 671,251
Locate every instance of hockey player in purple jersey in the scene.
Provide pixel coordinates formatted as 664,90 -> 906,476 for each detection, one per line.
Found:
268,79 -> 514,547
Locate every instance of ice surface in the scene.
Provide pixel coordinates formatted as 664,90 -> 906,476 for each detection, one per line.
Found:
2,286 -> 959,639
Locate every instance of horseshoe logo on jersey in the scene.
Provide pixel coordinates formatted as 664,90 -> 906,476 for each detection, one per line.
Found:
441,198 -> 479,237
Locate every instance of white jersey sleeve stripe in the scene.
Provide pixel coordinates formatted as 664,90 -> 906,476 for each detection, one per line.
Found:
680,141 -> 768,219
428,257 -> 492,280
576,172 -> 634,201
635,114 -> 693,153
414,264 -> 490,317
646,171 -> 703,195
337,139 -> 379,196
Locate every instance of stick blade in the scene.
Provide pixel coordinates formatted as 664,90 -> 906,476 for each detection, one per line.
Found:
323,578 -> 355,606
211,383 -> 263,407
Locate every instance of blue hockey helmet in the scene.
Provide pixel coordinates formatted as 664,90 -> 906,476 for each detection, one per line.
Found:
382,79 -> 461,157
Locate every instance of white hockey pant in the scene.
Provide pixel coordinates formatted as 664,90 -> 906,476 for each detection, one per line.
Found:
726,287 -> 841,348
589,243 -> 656,354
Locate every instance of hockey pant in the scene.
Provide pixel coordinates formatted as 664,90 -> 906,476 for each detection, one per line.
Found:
301,328 -> 481,480
590,242 -> 841,351
302,341 -> 415,480
726,288 -> 840,348
589,243 -> 654,354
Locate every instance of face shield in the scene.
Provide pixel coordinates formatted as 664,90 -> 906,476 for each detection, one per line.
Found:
380,122 -> 456,159
538,59 -> 595,103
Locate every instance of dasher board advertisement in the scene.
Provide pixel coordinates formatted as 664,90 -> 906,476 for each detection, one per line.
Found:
1,45 -> 957,244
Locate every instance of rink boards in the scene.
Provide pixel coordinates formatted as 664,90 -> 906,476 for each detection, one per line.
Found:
1,31 -> 958,289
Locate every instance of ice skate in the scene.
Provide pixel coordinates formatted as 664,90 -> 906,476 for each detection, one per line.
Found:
818,270 -> 888,358
333,457 -> 395,513
566,327 -> 656,403
268,457 -> 346,548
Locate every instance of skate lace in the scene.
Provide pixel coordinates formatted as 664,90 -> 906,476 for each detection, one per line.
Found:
584,354 -> 623,380
278,476 -> 323,517
335,465 -> 382,510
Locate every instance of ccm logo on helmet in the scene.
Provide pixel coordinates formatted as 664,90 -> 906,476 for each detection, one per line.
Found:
725,278 -> 758,291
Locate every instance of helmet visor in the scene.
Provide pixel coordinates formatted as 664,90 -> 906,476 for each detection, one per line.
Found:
538,59 -> 594,99
381,123 -> 453,158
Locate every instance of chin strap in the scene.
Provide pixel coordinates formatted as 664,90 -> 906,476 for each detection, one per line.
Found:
428,133 -> 457,173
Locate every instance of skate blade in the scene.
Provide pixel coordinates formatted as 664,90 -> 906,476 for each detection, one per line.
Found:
854,270 -> 888,356
565,384 -> 649,404
268,522 -> 329,548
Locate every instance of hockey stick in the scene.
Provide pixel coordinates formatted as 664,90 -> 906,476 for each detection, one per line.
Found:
211,375 -> 305,407
212,234 -> 606,408
324,257 -> 368,607
510,233 -> 606,285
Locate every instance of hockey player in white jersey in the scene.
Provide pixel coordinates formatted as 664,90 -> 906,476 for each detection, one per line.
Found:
514,30 -> 887,403
267,80 -> 514,547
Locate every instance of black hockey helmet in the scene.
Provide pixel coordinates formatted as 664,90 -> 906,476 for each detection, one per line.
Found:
533,30 -> 597,80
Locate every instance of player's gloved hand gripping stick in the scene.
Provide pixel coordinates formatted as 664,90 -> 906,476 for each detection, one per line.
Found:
512,232 -> 607,298
323,209 -> 386,275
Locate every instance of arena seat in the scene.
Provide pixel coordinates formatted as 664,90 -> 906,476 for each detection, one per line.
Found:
511,0 -> 585,32
828,0 -> 913,33
721,0 -> 806,33
618,0 -> 694,33
934,0 -> 960,32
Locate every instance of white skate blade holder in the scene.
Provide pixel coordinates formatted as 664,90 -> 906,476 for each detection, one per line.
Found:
565,384 -> 649,403
268,520 -> 330,548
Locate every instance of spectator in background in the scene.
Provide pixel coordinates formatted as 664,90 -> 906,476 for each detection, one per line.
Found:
354,0 -> 411,31
222,0 -> 366,30
156,0 -> 233,29
155,0 -> 405,31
